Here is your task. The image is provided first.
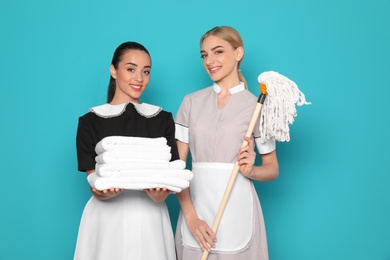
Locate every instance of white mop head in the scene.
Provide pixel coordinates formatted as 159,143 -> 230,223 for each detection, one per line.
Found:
257,71 -> 311,142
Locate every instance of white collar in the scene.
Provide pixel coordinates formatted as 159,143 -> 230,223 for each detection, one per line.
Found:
90,102 -> 162,118
212,82 -> 245,94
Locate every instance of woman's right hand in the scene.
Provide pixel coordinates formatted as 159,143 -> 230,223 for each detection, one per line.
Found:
90,187 -> 123,200
186,217 -> 217,252
86,170 -> 123,200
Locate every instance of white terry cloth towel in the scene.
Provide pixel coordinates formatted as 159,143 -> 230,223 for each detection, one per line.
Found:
94,169 -> 193,181
95,150 -> 172,164
95,136 -> 168,154
87,170 -> 193,193
96,159 -> 186,177
96,143 -> 171,156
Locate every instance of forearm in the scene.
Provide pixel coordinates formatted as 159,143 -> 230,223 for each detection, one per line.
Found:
247,150 -> 279,181
248,162 -> 279,181
175,140 -> 200,222
177,188 -> 198,222
177,187 -> 217,251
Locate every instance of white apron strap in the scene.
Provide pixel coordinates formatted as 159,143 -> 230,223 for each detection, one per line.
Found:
181,162 -> 253,252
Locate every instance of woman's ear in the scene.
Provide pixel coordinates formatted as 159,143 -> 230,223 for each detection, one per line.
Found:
110,64 -> 117,79
235,46 -> 244,62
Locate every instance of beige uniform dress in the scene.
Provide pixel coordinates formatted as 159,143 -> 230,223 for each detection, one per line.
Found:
175,83 -> 275,260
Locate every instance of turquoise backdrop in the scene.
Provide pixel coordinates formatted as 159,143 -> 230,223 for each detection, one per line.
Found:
1,0 -> 389,259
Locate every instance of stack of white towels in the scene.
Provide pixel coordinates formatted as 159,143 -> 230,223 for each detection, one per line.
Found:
87,136 -> 193,193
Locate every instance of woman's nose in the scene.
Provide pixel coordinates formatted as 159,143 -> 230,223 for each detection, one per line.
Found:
134,71 -> 143,82
205,54 -> 215,65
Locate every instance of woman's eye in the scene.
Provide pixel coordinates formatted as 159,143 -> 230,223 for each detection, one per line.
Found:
215,50 -> 223,55
127,68 -> 135,72
200,54 -> 207,59
143,70 -> 150,75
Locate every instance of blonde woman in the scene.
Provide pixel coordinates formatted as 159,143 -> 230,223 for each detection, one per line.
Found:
175,26 -> 279,260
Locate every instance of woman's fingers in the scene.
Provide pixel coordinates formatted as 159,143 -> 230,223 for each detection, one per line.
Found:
238,137 -> 255,159
244,136 -> 254,147
196,228 -> 212,251
92,187 -> 123,200
238,148 -> 255,164
191,221 -> 217,251
145,187 -> 173,202
204,226 -> 217,248
237,137 -> 256,177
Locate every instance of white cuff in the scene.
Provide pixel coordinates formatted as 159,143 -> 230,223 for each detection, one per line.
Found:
255,138 -> 276,154
175,124 -> 189,143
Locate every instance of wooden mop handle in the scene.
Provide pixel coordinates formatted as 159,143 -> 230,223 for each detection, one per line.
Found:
201,93 -> 266,260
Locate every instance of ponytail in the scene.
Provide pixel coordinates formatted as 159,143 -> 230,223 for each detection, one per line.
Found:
238,70 -> 248,89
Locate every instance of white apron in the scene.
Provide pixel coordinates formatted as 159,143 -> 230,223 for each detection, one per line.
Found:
74,190 -> 175,260
181,162 -> 254,252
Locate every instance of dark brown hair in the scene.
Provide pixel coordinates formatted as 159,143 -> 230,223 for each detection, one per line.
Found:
107,42 -> 151,103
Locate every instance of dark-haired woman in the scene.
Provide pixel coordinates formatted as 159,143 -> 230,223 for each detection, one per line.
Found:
74,42 -> 178,260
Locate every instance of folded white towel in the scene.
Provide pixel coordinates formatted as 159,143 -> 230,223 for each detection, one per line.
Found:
96,160 -> 186,177
95,150 -> 172,164
96,143 -> 171,156
95,136 -> 168,154
97,169 -> 193,180
87,170 -> 193,193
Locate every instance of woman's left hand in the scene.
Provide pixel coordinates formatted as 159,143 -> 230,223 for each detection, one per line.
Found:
237,136 -> 256,178
145,187 -> 174,202
91,187 -> 123,200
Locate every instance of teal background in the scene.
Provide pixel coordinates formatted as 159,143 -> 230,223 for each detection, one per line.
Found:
1,0 -> 389,259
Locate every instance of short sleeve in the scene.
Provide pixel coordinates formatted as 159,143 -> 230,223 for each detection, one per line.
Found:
255,138 -> 276,154
76,117 -> 96,172
164,112 -> 180,161
175,95 -> 190,143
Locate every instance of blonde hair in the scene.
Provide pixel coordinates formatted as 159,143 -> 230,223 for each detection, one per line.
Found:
200,26 -> 247,89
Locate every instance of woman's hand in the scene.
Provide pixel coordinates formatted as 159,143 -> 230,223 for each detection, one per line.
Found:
91,187 -> 123,200
237,136 -> 256,178
145,187 -> 173,202
87,170 -> 123,200
186,217 -> 217,252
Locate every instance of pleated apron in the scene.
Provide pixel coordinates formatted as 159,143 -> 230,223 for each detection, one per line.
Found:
74,190 -> 175,260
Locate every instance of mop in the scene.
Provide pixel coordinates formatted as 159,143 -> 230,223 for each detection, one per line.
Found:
201,71 -> 310,260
